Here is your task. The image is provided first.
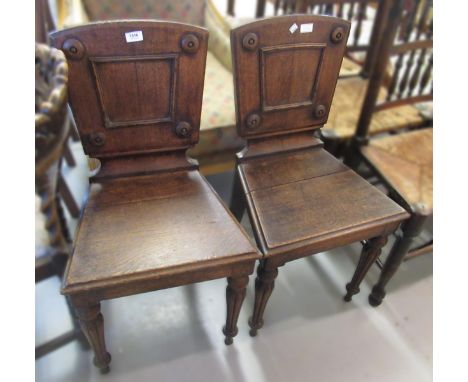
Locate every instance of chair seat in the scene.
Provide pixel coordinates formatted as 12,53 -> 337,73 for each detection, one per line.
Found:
239,148 -> 408,258
63,170 -> 258,294
361,128 -> 433,211
324,77 -> 425,139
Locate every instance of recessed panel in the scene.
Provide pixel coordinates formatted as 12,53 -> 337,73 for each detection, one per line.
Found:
261,44 -> 324,111
92,55 -> 176,128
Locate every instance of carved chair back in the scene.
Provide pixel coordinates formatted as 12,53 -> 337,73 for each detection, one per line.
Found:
250,0 -> 392,76
50,21 -> 208,178
231,15 -> 350,141
35,43 -> 70,251
354,0 -> 432,141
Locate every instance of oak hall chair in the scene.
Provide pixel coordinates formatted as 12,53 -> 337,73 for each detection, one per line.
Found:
228,15 -> 409,336
35,43 -> 88,358
240,0 -> 429,156
55,0 -> 243,172
344,0 -> 432,306
50,21 -> 260,373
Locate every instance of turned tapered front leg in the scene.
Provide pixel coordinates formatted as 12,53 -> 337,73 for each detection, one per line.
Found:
74,301 -> 111,373
369,213 -> 428,306
249,261 -> 279,337
344,235 -> 388,302
223,275 -> 249,345
229,168 -> 246,222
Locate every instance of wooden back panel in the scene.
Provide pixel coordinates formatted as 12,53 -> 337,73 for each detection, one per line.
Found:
245,1 -> 391,75
50,21 -> 208,159
231,15 -> 350,139
355,0 -> 432,139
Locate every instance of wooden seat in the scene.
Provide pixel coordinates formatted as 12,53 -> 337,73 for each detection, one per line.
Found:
361,128 -> 433,210
239,146 -> 409,261
228,16 -> 409,337
344,0 -> 433,306
51,21 -> 259,373
64,171 -> 256,294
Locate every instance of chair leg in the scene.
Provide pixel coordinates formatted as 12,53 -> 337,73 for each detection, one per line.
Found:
223,275 -> 249,345
344,235 -> 388,302
248,260 -> 279,337
369,213 -> 428,306
229,168 -> 246,222
73,301 -> 111,374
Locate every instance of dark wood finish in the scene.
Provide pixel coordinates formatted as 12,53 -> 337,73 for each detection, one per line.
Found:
229,16 -> 409,335
344,0 -> 433,305
35,43 -> 88,357
249,0 -> 390,76
51,21 -> 260,372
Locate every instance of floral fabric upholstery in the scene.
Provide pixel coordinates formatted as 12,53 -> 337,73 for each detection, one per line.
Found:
82,0 -> 206,25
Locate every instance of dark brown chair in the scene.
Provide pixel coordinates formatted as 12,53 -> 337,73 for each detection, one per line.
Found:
344,0 -> 433,306
231,0 -> 430,157
35,43 -> 88,358
50,21 -> 260,373
228,15 -> 409,336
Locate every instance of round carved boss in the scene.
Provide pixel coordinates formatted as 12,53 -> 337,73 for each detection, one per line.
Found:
314,104 -> 327,119
180,34 -> 200,53
242,33 -> 258,51
62,38 -> 85,60
246,113 -> 261,129
330,27 -> 345,44
88,132 -> 106,147
175,121 -> 193,138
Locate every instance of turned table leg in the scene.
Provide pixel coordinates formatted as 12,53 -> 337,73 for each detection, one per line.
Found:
344,235 -> 388,302
369,213 -> 428,306
73,301 -> 111,373
223,275 -> 249,345
248,260 -> 279,337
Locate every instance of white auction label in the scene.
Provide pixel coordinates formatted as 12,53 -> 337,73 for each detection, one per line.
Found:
289,23 -> 299,34
125,30 -> 143,43
300,23 -> 314,33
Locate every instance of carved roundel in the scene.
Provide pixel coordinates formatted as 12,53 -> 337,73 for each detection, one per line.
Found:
314,104 -> 327,119
243,33 -> 258,51
180,34 -> 200,54
62,38 -> 85,60
246,113 -> 261,129
88,132 -> 106,147
175,121 -> 193,138
330,27 -> 344,44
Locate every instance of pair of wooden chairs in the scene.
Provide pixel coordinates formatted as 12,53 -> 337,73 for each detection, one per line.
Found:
51,16 -> 408,373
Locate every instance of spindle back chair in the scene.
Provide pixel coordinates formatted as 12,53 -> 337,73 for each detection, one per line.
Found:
345,0 -> 433,306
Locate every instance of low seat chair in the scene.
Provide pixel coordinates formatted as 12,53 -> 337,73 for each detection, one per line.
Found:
228,15 -> 409,336
51,21 -> 259,373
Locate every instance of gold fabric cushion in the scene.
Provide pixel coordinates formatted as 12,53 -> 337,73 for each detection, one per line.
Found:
361,128 -> 433,210
324,77 -> 425,139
